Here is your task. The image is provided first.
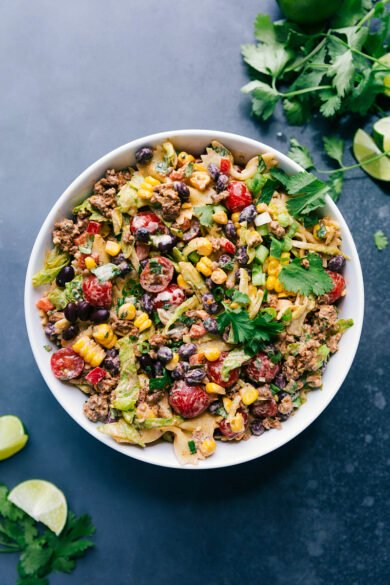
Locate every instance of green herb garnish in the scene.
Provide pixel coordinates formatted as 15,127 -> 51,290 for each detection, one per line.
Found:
374,230 -> 388,250
188,440 -> 197,455
279,253 -> 334,296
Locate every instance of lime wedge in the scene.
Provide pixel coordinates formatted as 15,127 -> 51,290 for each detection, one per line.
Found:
379,53 -> 390,97
373,117 -> 390,153
0,415 -> 28,460
353,129 -> 390,182
8,480 -> 67,535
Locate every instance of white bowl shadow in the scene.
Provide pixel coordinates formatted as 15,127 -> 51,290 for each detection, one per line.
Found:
24,130 -> 364,470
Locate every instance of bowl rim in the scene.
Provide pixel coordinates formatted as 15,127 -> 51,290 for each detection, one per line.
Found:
24,129 -> 365,470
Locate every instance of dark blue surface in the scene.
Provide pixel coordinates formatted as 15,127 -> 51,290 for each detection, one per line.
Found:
1,1 -> 389,584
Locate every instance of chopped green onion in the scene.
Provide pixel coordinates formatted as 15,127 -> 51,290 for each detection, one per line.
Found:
255,244 -> 269,264
188,440 -> 197,455
252,265 -> 266,286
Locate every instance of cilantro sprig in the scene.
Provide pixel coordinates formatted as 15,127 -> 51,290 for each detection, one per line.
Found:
217,307 -> 284,354
241,3 -> 390,124
0,484 -> 95,584
279,253 -> 334,296
374,230 -> 388,250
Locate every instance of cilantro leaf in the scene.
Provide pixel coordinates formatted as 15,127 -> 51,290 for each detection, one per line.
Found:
217,307 -> 284,354
193,205 -> 215,227
231,291 -> 250,305
283,99 -> 308,125
259,177 -> 279,204
328,49 -> 355,97
288,138 -> 315,170
149,369 -> 171,391
241,80 -> 280,121
279,253 -> 334,296
323,136 -> 345,166
374,230 -> 388,251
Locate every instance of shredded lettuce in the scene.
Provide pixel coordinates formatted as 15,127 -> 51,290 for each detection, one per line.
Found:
32,248 -> 69,287
141,417 -> 183,429
98,419 -> 144,446
112,337 -> 140,411
316,344 -> 330,369
163,295 -> 199,334
117,183 -> 143,215
92,263 -> 121,282
48,288 -> 67,309
334,318 -> 354,333
221,349 -> 251,382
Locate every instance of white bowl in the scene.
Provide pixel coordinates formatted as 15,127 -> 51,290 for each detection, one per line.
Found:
25,130 -> 364,469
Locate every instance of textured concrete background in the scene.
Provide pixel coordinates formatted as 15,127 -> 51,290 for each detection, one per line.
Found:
1,1 -> 389,584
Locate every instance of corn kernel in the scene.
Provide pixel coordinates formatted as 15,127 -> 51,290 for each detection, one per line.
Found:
134,313 -> 152,332
84,256 -> 97,271
230,413 -> 245,433
177,274 -> 190,290
256,203 -> 268,213
206,382 -> 226,395
72,336 -> 106,367
105,240 -> 121,256
144,176 -> 160,187
266,275 -> 276,290
190,171 -> 211,191
267,259 -> 280,276
165,353 -> 179,371
199,438 -> 216,456
204,348 -> 221,362
138,188 -> 153,200
196,238 -> 213,256
193,163 -> 206,172
182,202 -> 192,209
274,278 -> 284,293
196,258 -> 213,277
210,268 -> 227,284
118,303 -> 136,320
231,212 -> 241,223
281,252 -> 290,265
93,324 -> 117,349
230,302 -> 239,309
212,209 -> 228,225
240,386 -> 259,406
177,152 -> 195,167
223,397 -> 233,412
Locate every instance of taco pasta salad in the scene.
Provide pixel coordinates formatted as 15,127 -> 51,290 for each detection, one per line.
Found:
33,140 -> 353,464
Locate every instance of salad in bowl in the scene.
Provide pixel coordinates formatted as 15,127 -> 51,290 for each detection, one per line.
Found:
28,131 -> 362,467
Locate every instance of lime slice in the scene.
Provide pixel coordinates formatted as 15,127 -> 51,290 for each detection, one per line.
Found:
8,480 -> 67,535
0,415 -> 28,460
378,53 -> 390,97
373,117 -> 390,153
353,129 -> 390,182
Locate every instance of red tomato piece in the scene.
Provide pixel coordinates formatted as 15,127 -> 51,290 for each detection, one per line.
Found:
219,410 -> 248,439
169,381 -> 210,419
220,158 -> 231,173
154,284 -> 186,309
85,367 -> 107,385
86,221 -> 101,234
220,237 -> 236,254
169,169 -> 185,181
36,298 -> 54,312
74,232 -> 88,247
206,351 -> 241,388
189,323 -> 207,338
82,276 -> 112,308
131,211 -> 164,234
326,271 -> 346,303
140,257 -> 174,293
244,352 -> 280,384
225,182 -> 252,212
51,348 -> 84,381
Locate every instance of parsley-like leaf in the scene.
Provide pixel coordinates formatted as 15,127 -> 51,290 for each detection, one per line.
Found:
193,205 -> 215,227
374,230 -> 388,251
288,138 -> 315,170
323,136 -> 345,166
217,307 -> 284,354
149,369 -> 171,391
279,253 -> 334,296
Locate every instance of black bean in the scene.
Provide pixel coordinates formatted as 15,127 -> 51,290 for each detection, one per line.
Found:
174,182 -> 190,201
64,302 -> 78,323
77,301 -> 93,321
157,346 -> 173,363
103,349 -> 120,376
157,234 -> 177,254
236,246 -> 249,266
139,354 -> 155,373
135,228 -> 150,242
250,420 -> 265,436
239,205 -> 257,224
204,318 -> 218,334
140,259 -> 149,269
45,323 -> 57,342
62,324 -> 79,341
274,373 -> 287,389
182,219 -> 201,242
185,368 -> 206,385
56,266 -> 75,287
171,362 -> 190,380
178,343 -> 197,359
141,293 -> 154,314
118,261 -> 131,276
135,146 -> 153,164
208,400 -> 222,414
90,308 -> 110,323
208,163 -> 220,181
111,252 -> 127,266
205,277 -> 217,289
154,361 -> 164,377
202,293 -> 219,315
327,255 -> 346,273
215,174 -> 229,193
224,220 -> 237,241
219,254 -> 233,270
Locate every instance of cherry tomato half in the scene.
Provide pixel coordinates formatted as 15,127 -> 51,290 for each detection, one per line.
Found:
207,351 -> 241,388
87,221 -> 101,234
154,284 -> 186,309
225,182 -> 252,212
140,257 -> 174,293
326,271 -> 346,303
244,352 -> 280,384
131,211 -> 164,234
220,158 -> 231,173
220,237 -> 236,254
51,348 -> 84,380
85,367 -> 106,385
82,275 -> 113,308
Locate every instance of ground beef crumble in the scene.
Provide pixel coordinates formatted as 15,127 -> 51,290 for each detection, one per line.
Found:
83,394 -> 110,422
151,184 -> 181,221
52,218 -> 87,253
